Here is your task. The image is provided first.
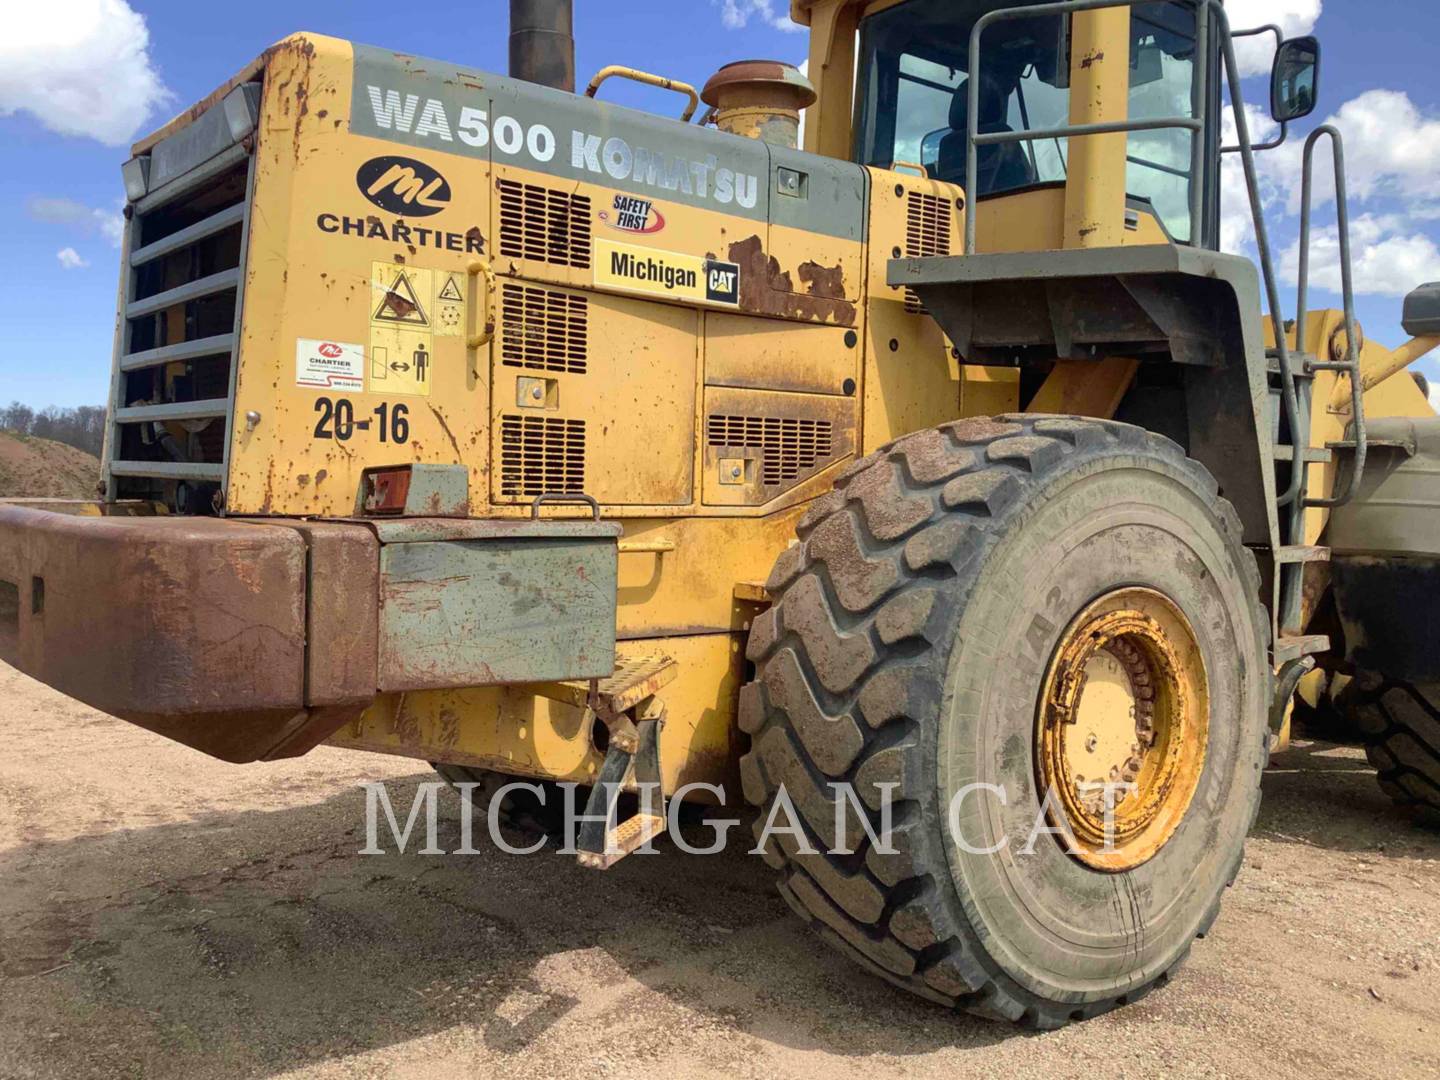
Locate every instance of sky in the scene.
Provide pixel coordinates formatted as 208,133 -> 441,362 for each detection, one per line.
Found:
3,0 -> 1440,409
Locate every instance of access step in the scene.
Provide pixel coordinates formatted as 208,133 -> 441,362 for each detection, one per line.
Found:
533,653 -> 677,717
1273,445 -> 1333,464
1274,545 -> 1330,565
1274,634 -> 1331,663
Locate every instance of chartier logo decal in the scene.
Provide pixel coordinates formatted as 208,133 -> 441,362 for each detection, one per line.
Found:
356,155 -> 452,217
598,194 -> 666,234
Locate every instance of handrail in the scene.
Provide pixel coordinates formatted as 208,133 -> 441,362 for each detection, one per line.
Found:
1294,124 -> 1366,509
585,66 -> 700,123
961,0 -> 1309,514
466,258 -> 497,350
964,0 -> 1211,255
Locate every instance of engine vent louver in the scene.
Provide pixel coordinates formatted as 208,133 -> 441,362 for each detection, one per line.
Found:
904,191 -> 952,314
500,284 -> 588,374
498,179 -> 592,269
706,415 -> 835,486
500,415 -> 586,497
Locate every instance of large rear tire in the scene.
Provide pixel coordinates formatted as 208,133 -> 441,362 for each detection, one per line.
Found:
1348,673 -> 1440,826
739,415 -> 1270,1027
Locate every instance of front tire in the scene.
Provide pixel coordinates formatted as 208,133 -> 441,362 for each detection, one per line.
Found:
739,415 -> 1270,1027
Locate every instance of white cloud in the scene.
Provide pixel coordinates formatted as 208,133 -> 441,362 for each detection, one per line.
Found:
56,247 -> 90,270
26,196 -> 125,247
1278,214 -> 1440,298
716,0 -> 804,33
1429,379 -> 1440,414
0,0 -> 170,146
1223,89 -> 1440,281
1308,90 -> 1440,209
1226,1 -> 1322,78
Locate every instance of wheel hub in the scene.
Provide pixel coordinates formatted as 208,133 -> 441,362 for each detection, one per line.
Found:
1036,588 -> 1209,871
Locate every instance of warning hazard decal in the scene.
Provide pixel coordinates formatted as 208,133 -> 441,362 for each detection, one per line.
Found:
373,268 -> 430,325
370,263 -> 434,397
435,273 -> 464,337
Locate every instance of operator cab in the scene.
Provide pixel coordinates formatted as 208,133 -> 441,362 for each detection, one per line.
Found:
854,0 -> 1213,245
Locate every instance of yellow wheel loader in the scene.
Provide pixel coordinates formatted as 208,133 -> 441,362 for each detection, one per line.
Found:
3,0 -> 1439,1027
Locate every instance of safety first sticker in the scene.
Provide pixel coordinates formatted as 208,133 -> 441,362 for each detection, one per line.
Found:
367,263 -> 464,398
296,339 -> 365,391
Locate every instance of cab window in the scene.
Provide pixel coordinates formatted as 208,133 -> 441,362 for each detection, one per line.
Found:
855,0 -> 1203,243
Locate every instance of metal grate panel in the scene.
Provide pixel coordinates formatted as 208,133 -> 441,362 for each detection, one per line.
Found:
498,180 -> 592,269
500,284 -> 588,374
706,415 -> 835,486
105,109 -> 257,505
500,415 -> 587,497
904,192 -> 952,314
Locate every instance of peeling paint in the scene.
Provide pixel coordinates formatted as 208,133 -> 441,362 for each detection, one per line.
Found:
727,236 -> 856,327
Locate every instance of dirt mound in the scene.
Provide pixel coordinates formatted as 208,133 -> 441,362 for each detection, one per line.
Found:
0,432 -> 101,499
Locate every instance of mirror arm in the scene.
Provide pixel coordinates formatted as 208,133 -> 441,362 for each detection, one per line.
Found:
1222,120 -> 1287,155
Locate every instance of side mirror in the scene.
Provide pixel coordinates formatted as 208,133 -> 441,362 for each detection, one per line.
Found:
1272,36 -> 1320,123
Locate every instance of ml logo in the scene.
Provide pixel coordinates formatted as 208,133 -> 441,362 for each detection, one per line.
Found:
356,156 -> 452,217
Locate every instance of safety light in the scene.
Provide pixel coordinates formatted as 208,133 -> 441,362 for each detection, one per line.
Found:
222,83 -> 261,143
121,156 -> 151,203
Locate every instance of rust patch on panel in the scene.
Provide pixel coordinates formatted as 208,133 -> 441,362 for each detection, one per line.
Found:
728,236 -> 856,327
798,260 -> 847,300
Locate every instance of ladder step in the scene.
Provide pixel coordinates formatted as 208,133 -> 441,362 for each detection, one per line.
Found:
1275,634 -> 1330,663
1273,445 -> 1332,463
577,814 -> 668,870
1275,545 -> 1330,565
733,580 -> 771,603
532,654 -> 677,713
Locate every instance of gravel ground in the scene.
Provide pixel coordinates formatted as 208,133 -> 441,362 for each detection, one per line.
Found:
1,658 -> 1437,1079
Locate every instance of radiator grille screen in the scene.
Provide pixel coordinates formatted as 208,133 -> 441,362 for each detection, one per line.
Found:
498,180 -> 592,269
500,284 -> 588,375
500,415 -> 586,497
904,192 -> 952,314
706,415 -> 835,486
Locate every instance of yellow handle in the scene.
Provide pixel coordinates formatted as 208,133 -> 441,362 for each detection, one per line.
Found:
618,538 -> 677,555
585,65 -> 700,123
893,160 -> 932,180
466,258 -> 496,350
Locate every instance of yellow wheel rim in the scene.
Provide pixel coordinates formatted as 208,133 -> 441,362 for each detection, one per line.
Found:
1036,588 -> 1209,872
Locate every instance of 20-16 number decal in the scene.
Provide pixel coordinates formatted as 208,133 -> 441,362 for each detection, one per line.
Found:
313,398 -> 410,443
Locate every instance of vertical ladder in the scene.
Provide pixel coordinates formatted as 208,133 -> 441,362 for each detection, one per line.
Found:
1270,126 -> 1367,657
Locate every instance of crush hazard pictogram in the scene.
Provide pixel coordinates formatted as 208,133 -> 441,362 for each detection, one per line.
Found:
373,270 -> 430,325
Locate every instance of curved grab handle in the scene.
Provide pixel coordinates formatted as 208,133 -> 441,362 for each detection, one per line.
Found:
530,492 -> 602,520
892,160 -> 931,180
466,258 -> 497,350
585,65 -> 700,123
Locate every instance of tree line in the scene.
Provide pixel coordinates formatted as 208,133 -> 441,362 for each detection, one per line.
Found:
0,403 -> 107,458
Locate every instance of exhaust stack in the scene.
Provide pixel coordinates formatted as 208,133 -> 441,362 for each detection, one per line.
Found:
509,0 -> 575,92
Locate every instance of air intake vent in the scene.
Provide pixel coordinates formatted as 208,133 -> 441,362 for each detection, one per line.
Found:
500,284 -> 588,374
707,415 -> 835,486
904,192 -> 952,313
500,415 -> 586,497
498,180 -> 592,269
